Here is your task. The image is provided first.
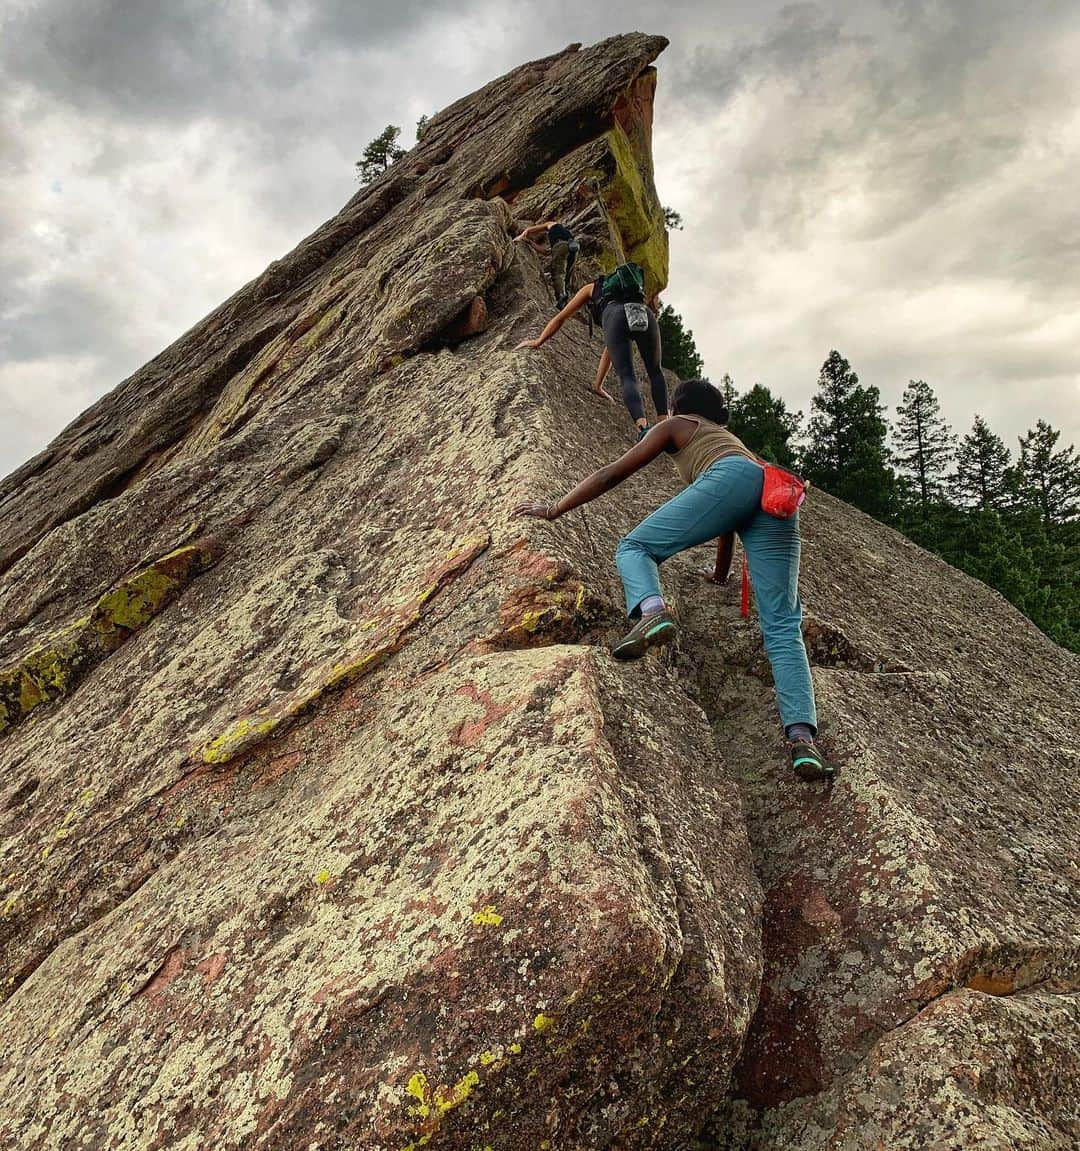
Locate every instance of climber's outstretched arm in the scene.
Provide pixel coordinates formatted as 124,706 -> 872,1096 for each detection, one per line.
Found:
513,422 -> 681,521
514,283 -> 594,350
712,533 -> 734,585
697,533 -> 736,585
513,221 -> 554,242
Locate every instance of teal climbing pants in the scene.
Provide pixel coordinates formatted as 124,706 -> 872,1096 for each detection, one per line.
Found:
615,455 -> 817,731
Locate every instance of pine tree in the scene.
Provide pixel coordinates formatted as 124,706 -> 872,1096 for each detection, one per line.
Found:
951,415 -> 1012,511
1015,419 -> 1080,526
663,206 -> 684,231
657,305 -> 705,379
927,505 -> 1045,620
718,373 -> 738,407
356,125 -> 407,184
905,488 -> 1079,653
728,384 -> 802,467
893,379 -> 955,521
801,350 -> 894,518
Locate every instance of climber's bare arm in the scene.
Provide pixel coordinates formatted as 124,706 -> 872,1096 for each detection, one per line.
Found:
514,421 -> 687,520
702,533 -> 735,585
513,221 -> 554,242
514,283 -> 594,350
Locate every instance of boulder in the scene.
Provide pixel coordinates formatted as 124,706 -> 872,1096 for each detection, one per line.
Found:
674,491 -> 1079,1148
0,34 -> 763,1151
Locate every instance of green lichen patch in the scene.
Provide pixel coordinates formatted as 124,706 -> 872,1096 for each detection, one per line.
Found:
91,542 -> 219,645
0,541 -> 220,739
600,124 -> 668,295
0,627 -> 94,738
195,534 -> 490,766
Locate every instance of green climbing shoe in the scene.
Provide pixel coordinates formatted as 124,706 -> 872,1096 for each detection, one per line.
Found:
612,610 -> 677,661
789,740 -> 835,781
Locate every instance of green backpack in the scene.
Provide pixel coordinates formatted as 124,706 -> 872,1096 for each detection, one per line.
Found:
599,262 -> 646,305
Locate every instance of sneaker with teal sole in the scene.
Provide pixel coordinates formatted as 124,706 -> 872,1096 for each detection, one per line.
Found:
612,610 -> 677,661
789,740 -> 835,781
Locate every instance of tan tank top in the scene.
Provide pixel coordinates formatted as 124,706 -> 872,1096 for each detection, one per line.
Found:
670,417 -> 756,485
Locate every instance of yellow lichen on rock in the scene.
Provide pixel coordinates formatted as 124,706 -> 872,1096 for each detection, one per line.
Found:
599,123 -> 668,295
0,543 -> 217,739
201,716 -> 279,764
90,542 -> 218,640
192,533 -> 489,767
435,1068 -> 481,1114
406,1071 -> 432,1119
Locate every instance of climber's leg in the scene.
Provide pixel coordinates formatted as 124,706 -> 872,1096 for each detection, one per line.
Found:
602,305 -> 647,427
550,242 -> 569,308
739,508 -> 818,736
615,456 -> 761,618
564,240 -> 580,300
631,308 -> 669,418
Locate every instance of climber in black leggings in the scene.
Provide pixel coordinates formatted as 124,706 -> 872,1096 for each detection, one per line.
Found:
596,298 -> 668,432
516,279 -> 669,437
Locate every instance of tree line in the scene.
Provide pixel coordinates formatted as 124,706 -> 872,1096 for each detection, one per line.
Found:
657,310 -> 1079,652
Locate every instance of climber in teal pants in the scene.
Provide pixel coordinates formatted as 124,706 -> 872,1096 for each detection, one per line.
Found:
513,377 -> 830,781
615,455 -> 816,735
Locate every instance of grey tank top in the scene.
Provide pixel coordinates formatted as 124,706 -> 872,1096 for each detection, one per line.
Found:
670,417 -> 756,485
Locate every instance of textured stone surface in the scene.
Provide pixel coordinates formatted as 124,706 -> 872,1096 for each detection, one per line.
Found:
747,987 -> 1079,1150
2,29 -> 1077,1151
0,34 -> 763,1151
2,647 -> 759,1150
672,494 -> 1080,1148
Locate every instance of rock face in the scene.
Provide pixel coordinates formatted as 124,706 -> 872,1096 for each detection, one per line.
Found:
681,494 -> 1080,1149
0,34 -> 758,1151
0,31 -> 1076,1151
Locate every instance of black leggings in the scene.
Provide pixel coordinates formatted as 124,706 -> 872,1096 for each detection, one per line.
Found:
601,303 -> 669,423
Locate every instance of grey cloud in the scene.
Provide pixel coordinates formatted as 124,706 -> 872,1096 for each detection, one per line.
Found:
0,0 -> 473,126
0,276 -> 136,364
268,0 -> 463,43
1,0 -> 248,120
672,1 -> 1072,246
1,0 -> 1078,480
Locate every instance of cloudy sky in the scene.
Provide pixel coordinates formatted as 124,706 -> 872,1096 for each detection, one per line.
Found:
2,0 -> 1078,477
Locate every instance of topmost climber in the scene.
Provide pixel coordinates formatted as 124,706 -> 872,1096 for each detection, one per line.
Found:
513,219 -> 580,309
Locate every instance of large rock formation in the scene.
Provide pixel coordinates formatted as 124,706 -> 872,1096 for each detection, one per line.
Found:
682,497 -> 1080,1150
0,32 -> 1076,1151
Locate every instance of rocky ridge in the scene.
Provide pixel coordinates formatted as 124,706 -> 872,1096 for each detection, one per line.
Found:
0,32 -> 1077,1151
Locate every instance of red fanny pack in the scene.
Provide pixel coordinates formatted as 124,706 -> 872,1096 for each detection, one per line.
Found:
760,463 -> 808,518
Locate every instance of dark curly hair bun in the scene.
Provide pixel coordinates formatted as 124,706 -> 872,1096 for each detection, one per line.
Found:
671,378 -> 729,425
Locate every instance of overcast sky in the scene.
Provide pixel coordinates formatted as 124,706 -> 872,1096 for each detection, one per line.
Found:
2,0 -> 1078,478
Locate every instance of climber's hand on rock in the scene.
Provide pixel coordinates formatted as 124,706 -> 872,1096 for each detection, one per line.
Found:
700,566 -> 727,586
515,338 -> 542,350
514,500 -> 559,521
589,384 -> 615,404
